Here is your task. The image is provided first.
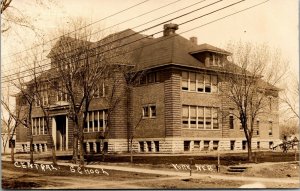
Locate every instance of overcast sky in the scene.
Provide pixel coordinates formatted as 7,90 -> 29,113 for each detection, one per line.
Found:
1,0 -> 299,120
2,0 -> 298,75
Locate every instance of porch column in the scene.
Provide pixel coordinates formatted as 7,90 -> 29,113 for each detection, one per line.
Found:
66,116 -> 68,150
52,117 -> 56,150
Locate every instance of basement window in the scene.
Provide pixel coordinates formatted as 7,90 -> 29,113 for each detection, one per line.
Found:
213,141 -> 219,150
203,141 -> 210,151
242,141 -> 247,150
184,141 -> 191,152
230,141 -> 235,150
154,141 -> 159,152
139,141 -> 144,152
194,141 -> 200,149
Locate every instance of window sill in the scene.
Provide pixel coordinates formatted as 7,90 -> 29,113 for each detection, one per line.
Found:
84,131 -> 103,133
181,90 -> 219,94
142,117 -> 156,119
182,128 -> 220,131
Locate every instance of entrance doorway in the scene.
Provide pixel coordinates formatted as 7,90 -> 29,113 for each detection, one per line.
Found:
55,115 -> 67,151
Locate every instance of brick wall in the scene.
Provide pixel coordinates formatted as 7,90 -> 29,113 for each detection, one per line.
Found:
132,82 -> 165,138
164,69 -> 182,137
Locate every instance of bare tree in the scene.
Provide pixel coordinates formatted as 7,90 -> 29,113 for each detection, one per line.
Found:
47,19 -> 128,165
6,73 -> 36,164
1,0 -> 57,33
280,76 -> 299,120
1,92 -> 21,163
220,41 -> 287,161
280,120 -> 299,141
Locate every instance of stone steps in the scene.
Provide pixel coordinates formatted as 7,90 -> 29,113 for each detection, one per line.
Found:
227,166 -> 248,173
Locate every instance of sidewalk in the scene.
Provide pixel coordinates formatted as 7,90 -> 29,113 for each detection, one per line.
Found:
2,156 -> 299,185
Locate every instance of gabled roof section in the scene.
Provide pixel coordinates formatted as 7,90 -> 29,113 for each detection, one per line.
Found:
47,36 -> 94,58
136,33 -> 231,70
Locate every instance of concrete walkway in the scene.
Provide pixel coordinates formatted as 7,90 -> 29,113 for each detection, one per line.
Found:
3,156 -> 299,185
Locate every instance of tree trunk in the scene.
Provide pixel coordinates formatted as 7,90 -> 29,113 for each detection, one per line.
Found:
30,136 -> 34,164
51,145 -> 57,165
130,138 -> 133,163
247,140 -> 252,162
72,127 -> 78,163
10,139 -> 14,163
79,128 -> 84,166
100,139 -> 105,162
3,140 -> 6,154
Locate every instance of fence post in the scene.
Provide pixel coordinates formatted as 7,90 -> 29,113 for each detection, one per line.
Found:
217,148 -> 220,173
189,158 -> 194,176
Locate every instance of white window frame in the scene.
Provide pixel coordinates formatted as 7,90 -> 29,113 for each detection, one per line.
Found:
181,72 -> 219,94
84,110 -> 107,133
182,105 -> 220,130
142,104 -> 156,119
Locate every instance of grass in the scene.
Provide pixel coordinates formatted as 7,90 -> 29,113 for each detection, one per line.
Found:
49,151 -> 298,166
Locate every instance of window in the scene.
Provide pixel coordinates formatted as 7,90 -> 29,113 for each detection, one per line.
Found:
212,108 -> 218,129
194,141 -> 200,149
57,82 -> 69,102
230,141 -> 235,150
9,140 -> 15,148
41,84 -> 48,105
269,121 -> 273,136
32,117 -> 47,135
190,106 -> 197,128
182,72 -> 189,90
150,105 -> 156,117
84,110 -> 107,133
269,96 -> 272,110
184,141 -> 191,151
139,141 -> 144,152
213,141 -> 219,150
211,75 -> 218,93
181,72 -> 218,93
140,72 -> 159,85
269,141 -> 274,149
146,141 -> 152,152
142,105 -> 156,118
205,107 -> 212,129
197,74 -> 204,92
182,105 -> 219,130
197,107 -> 204,129
34,95 -> 41,107
190,72 -> 196,91
182,106 -> 189,128
257,141 -> 260,149
204,75 -> 211,92
154,141 -> 159,152
229,116 -> 234,129
203,141 -> 210,151
93,82 -> 106,98
242,141 -> 247,150
142,106 -> 149,118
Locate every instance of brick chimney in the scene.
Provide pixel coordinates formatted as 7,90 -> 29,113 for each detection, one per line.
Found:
163,23 -> 178,37
190,37 -> 198,45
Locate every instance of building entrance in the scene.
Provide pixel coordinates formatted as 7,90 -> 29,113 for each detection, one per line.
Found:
55,115 -> 67,151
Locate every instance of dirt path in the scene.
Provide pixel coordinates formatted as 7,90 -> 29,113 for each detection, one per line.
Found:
3,157 -> 299,189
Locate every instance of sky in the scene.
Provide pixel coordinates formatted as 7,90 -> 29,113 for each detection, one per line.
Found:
1,0 -> 299,119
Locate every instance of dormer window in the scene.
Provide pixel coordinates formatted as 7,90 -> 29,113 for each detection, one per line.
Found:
189,44 -> 230,67
208,53 -> 222,66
